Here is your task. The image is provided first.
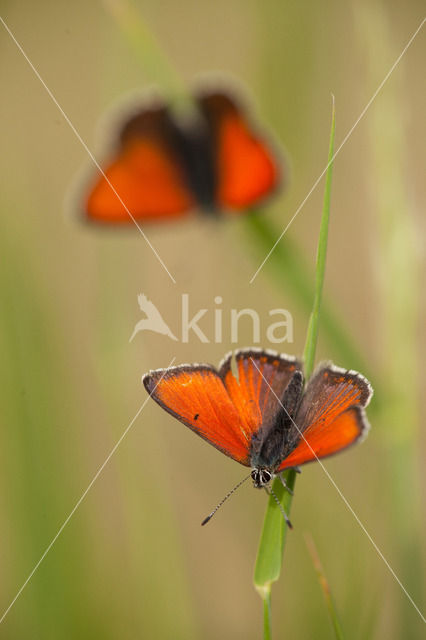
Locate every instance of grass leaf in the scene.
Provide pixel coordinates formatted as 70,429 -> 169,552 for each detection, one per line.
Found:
303,97 -> 335,377
253,469 -> 296,594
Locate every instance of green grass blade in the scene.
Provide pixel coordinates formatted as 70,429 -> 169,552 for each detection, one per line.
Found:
303,98 -> 335,377
254,469 -> 296,594
253,101 -> 336,634
305,534 -> 344,640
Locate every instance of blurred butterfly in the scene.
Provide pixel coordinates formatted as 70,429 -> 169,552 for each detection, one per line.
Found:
84,90 -> 280,223
143,349 -> 372,526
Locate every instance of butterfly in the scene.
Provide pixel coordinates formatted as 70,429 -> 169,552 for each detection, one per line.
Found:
84,90 -> 280,223
143,349 -> 373,525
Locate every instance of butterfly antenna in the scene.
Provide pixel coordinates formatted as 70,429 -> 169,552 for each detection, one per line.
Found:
201,473 -> 251,526
265,486 -> 293,529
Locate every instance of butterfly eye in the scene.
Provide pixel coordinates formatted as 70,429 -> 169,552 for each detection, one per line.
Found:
251,469 -> 272,488
260,470 -> 272,485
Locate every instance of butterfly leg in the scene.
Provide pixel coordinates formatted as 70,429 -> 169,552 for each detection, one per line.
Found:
265,487 -> 293,529
279,473 -> 294,496
294,466 -> 302,474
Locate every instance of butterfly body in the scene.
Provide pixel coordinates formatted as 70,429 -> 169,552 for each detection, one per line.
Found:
85,92 -> 279,222
249,369 -> 304,475
120,104 -> 217,210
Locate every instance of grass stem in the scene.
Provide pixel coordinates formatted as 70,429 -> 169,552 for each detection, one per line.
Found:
263,589 -> 272,640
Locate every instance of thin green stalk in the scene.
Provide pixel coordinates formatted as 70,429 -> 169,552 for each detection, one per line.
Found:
303,98 -> 335,377
254,102 -> 335,637
305,534 -> 344,640
263,591 -> 272,640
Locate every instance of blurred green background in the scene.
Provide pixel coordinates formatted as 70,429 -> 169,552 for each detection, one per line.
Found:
0,1 -> 424,638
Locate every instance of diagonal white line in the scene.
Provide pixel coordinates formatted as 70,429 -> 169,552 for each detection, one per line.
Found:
249,17 -> 425,284
250,358 -> 426,623
0,357 -> 176,625
0,16 -> 176,284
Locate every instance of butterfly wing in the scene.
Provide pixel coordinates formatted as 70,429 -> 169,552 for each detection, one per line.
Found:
199,93 -> 280,211
220,349 -> 302,432
143,364 -> 253,465
143,350 -> 301,466
85,106 -> 194,223
278,365 -> 373,470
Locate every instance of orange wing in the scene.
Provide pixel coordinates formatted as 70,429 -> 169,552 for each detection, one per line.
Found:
278,366 -> 373,470
143,365 -> 253,465
199,93 -> 280,211
85,107 -> 194,223
280,407 -> 369,468
143,350 -> 301,466
220,349 -> 301,433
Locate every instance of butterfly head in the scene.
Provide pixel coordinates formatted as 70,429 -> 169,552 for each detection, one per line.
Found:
251,468 -> 273,489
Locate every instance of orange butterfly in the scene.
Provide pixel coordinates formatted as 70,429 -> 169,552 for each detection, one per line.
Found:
143,349 -> 372,525
84,91 -> 280,223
